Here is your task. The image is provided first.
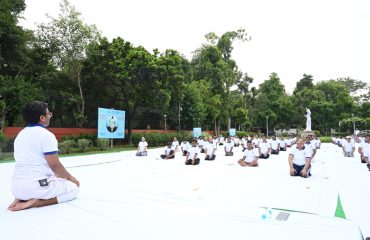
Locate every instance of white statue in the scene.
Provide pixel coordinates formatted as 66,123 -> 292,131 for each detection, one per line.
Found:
305,108 -> 311,131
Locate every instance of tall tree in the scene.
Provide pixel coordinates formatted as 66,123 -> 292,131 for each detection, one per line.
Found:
293,74 -> 314,95
36,0 -> 100,127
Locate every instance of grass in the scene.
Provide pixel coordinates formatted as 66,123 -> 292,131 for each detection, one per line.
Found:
0,145 -> 139,163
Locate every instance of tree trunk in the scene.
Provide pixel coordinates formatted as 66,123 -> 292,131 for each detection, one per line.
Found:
126,107 -> 136,145
76,66 -> 85,128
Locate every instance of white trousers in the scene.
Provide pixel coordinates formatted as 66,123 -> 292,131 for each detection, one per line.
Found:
12,176 -> 79,204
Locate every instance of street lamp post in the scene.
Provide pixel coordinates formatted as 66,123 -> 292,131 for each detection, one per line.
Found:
163,114 -> 167,131
352,114 -> 356,135
266,116 -> 269,137
178,104 -> 182,131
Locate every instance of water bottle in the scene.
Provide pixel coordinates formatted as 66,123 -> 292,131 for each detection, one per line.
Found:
261,208 -> 272,220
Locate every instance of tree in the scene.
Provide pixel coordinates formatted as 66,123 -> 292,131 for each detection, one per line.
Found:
293,74 -> 314,95
36,0 -> 100,127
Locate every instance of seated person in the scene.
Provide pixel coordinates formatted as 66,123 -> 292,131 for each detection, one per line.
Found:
218,135 -> 224,146
234,137 -> 240,147
270,136 -> 280,155
200,137 -> 208,153
342,136 -> 355,157
252,135 -> 259,149
258,136 -> 271,159
9,101 -> 79,211
172,137 -> 179,151
238,140 -> 259,167
136,137 -> 148,156
181,140 -> 191,156
363,148 -> 370,171
358,135 -> 370,163
224,137 -> 234,156
288,139 -> 312,178
160,142 -> 175,160
204,137 -> 216,160
314,136 -> 321,149
185,140 -> 201,165
279,137 -> 287,151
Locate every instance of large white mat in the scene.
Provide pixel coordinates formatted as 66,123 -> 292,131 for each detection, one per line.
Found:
0,143 -> 367,239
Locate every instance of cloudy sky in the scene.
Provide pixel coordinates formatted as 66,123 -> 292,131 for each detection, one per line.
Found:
20,0 -> 370,93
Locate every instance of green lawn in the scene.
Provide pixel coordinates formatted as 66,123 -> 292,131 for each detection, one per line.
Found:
0,145 -> 140,163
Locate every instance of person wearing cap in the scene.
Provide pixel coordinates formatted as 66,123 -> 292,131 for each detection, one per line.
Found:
342,136 -> 355,157
358,134 -> 370,163
224,137 -> 234,156
288,138 -> 312,178
160,142 -> 175,160
238,140 -> 259,167
136,136 -> 148,156
185,139 -> 201,165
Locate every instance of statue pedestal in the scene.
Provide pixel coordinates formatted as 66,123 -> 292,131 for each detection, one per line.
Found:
301,130 -> 315,138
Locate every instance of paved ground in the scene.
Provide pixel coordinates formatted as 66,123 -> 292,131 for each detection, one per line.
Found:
0,143 -> 368,239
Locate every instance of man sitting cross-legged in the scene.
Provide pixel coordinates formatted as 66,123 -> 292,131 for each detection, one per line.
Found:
238,140 -> 259,167
224,137 -> 234,156
204,137 -> 217,160
342,136 -> 355,157
185,139 -> 201,165
8,101 -> 80,211
136,136 -> 148,156
288,139 -> 312,178
258,136 -> 271,159
160,142 -> 175,160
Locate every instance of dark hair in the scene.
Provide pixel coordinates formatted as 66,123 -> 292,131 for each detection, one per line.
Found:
22,101 -> 48,124
247,140 -> 252,144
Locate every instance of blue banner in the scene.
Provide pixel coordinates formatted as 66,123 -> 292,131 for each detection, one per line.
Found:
193,128 -> 202,138
229,128 -> 236,137
98,108 -> 125,139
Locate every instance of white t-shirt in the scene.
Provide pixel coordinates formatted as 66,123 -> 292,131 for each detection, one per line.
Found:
280,140 -> 287,148
259,141 -> 271,154
181,141 -> 191,152
138,141 -> 148,152
342,141 -> 355,152
165,146 -> 175,155
224,142 -> 233,152
172,140 -> 179,148
270,140 -> 279,150
290,146 -> 311,166
359,141 -> 370,152
205,142 -> 216,155
234,138 -> 240,144
188,146 -> 200,159
252,138 -> 259,147
243,148 -> 259,163
364,148 -> 370,159
12,125 -> 58,185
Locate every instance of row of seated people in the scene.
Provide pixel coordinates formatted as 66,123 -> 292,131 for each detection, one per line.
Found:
333,134 -> 370,163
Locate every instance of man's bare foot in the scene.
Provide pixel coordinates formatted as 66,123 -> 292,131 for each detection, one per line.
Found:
8,199 -> 39,211
8,199 -> 22,209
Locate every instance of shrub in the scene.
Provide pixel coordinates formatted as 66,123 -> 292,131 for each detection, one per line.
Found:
59,140 -> 75,154
320,137 -> 332,143
97,138 -> 110,151
77,139 -> 91,152
0,132 -> 5,153
1,137 -> 15,153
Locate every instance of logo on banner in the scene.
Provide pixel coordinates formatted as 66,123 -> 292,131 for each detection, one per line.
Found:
193,128 -> 202,138
98,108 -> 125,139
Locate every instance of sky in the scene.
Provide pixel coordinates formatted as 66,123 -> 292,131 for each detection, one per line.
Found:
20,0 -> 370,93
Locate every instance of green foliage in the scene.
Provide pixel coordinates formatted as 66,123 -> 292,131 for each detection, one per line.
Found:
97,138 -> 109,151
319,137 -> 332,143
236,131 -> 256,138
0,132 -> 5,152
59,140 -> 75,154
77,138 -> 90,152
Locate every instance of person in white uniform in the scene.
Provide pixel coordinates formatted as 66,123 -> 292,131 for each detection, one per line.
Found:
362,147 -> 370,171
136,137 -> 148,156
172,137 -> 179,151
342,136 -> 355,157
288,139 -> 312,178
204,137 -> 216,160
258,136 -> 271,159
238,140 -> 259,167
224,137 -> 234,156
160,142 -> 175,160
185,139 -> 201,165
181,140 -> 191,156
8,101 -> 80,211
358,134 -> 370,163
270,136 -> 280,155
